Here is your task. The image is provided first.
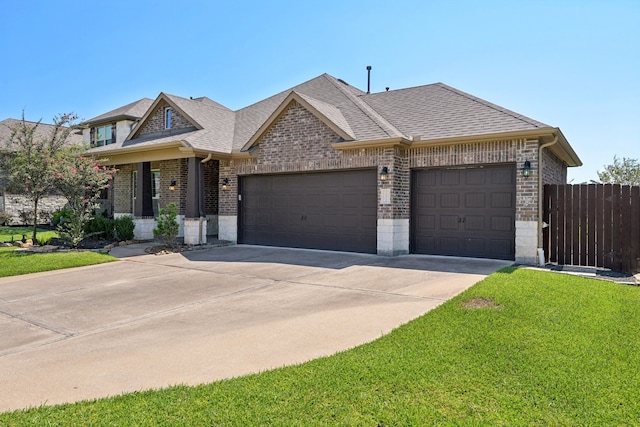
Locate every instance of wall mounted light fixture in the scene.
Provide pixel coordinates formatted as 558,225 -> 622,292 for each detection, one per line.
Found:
522,160 -> 532,178
380,166 -> 389,181
222,177 -> 230,191
169,180 -> 177,191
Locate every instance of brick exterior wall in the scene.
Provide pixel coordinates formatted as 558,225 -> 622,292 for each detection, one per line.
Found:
542,148 -> 567,185
114,164 -> 135,214
203,159 -> 219,215
113,159 -> 218,217
218,100 -> 549,227
515,139 -> 539,222
136,101 -> 194,137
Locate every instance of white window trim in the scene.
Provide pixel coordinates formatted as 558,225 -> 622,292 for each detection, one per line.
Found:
164,107 -> 172,129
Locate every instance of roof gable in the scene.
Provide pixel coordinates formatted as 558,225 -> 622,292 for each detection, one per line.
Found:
241,91 -> 355,152
128,93 -> 203,140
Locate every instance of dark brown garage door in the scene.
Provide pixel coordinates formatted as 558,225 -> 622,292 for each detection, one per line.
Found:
411,165 -> 516,260
239,170 -> 377,253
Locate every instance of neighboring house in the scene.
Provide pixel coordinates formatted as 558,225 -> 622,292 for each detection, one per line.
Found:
86,73 -> 581,265
0,118 -> 84,225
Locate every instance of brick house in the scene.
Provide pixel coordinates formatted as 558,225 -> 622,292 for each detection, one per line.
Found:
86,73 -> 581,264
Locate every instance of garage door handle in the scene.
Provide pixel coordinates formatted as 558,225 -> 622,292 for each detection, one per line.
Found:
458,216 -> 465,223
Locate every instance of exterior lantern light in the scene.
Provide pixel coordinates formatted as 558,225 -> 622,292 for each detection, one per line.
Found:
169,180 -> 177,191
222,177 -> 230,191
522,160 -> 532,178
380,166 -> 389,181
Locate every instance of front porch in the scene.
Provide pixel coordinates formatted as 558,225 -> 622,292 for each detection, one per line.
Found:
111,156 -> 220,245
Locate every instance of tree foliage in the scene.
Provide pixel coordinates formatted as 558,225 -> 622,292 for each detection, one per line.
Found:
0,112 -> 78,241
53,149 -> 116,247
597,156 -> 640,186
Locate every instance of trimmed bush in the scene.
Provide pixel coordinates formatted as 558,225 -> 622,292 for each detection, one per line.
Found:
114,216 -> 135,241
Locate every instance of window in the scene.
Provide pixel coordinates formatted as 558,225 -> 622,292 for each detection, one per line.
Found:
91,124 -> 114,147
164,107 -> 172,129
132,170 -> 161,216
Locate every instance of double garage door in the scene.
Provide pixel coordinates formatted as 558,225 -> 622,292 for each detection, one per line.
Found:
238,165 -> 515,260
239,170 -> 377,253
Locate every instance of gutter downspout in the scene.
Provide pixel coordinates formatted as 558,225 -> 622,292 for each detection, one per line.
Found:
537,134 -> 558,266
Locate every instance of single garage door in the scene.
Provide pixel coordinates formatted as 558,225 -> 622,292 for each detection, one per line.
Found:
411,165 -> 516,260
239,169 -> 377,253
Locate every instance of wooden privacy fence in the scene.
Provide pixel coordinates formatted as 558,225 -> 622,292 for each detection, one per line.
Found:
543,184 -> 640,273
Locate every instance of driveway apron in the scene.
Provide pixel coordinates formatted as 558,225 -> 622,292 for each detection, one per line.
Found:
0,245 -> 511,411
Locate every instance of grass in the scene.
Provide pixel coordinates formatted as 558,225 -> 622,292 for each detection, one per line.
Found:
0,226 -> 57,245
0,226 -> 117,277
1,267 -> 638,425
0,246 -> 117,278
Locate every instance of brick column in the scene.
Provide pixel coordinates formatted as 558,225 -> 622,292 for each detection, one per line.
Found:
377,146 -> 409,255
515,139 -> 540,265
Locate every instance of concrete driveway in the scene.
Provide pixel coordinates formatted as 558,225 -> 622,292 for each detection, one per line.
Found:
0,245 -> 511,411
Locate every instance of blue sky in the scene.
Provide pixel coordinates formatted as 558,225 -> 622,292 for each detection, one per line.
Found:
1,0 -> 638,183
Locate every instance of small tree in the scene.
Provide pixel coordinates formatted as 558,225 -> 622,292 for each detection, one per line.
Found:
53,149 -> 116,247
0,112 -> 78,242
597,156 -> 640,186
153,203 -> 180,248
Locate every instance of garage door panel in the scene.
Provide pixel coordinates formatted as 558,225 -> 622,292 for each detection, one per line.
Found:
418,193 -> 436,208
412,166 -> 515,260
440,215 -> 460,230
465,238 -> 485,253
440,193 -> 460,208
417,215 -> 435,230
441,170 -> 460,185
491,216 -> 514,232
239,170 -> 376,253
466,169 -> 487,185
465,216 -> 485,231
465,193 -> 486,208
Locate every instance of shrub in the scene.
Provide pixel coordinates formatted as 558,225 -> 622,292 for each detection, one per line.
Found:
153,203 -> 179,248
85,214 -> 115,240
52,209 -> 74,227
114,216 -> 135,241
0,211 -> 10,226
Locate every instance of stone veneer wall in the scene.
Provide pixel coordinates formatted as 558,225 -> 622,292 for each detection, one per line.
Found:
1,194 -> 67,225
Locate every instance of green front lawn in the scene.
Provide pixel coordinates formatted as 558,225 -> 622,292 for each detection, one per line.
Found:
0,226 -> 57,244
0,226 -> 117,277
0,246 -> 117,277
1,267 -> 638,425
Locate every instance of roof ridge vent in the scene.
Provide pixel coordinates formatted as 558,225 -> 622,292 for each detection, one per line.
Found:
337,78 -> 349,85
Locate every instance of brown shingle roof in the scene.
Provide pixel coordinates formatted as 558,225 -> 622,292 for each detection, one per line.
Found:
86,74 -> 579,166
362,83 -> 550,140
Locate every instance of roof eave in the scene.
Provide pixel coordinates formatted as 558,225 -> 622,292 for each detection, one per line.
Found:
82,115 -> 140,127
332,137 -> 412,150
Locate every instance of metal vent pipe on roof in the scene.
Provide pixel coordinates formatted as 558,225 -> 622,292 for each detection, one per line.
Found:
366,66 -> 372,94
